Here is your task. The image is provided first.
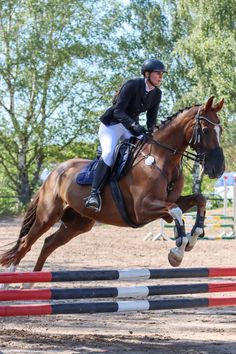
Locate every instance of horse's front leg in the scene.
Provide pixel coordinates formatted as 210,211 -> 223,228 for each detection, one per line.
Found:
176,193 -> 206,251
167,207 -> 189,267
139,201 -> 189,267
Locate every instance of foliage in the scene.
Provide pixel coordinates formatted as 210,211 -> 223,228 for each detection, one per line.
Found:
182,158 -> 216,196
205,194 -> 224,210
117,0 -> 174,118
222,119 -> 236,171
0,0 -> 122,204
0,0 -> 235,211
167,0 -> 236,117
45,142 -> 98,166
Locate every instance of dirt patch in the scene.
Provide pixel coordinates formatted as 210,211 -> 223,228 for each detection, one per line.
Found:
0,217 -> 235,353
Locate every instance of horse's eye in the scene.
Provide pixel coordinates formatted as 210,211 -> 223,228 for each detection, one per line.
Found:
202,127 -> 209,135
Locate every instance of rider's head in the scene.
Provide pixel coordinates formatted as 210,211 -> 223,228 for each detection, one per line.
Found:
141,58 -> 167,87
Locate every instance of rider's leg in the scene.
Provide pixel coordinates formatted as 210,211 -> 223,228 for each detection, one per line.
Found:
85,122 -> 136,212
85,159 -> 110,212
85,123 -> 123,212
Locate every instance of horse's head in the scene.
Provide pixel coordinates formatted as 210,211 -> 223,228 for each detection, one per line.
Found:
188,96 -> 225,179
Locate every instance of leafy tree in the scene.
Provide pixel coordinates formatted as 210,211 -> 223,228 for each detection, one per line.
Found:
0,0 -> 122,204
167,0 -> 236,116
0,0 -> 235,210
115,0 -> 174,118
165,0 -> 236,191
223,119 -> 236,171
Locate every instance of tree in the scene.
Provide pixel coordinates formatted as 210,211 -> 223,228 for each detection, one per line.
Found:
170,0 -> 236,185
117,0 -> 174,119
123,0 -> 236,191
168,0 -> 236,116
0,0 -> 123,204
0,0 -> 235,208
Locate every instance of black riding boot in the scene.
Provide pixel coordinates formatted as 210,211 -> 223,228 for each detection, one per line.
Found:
85,159 -> 110,212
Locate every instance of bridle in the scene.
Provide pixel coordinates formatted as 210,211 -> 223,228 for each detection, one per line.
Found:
143,107 -> 222,164
188,107 -> 222,163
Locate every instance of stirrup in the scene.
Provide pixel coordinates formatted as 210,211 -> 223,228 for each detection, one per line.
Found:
85,193 -> 102,212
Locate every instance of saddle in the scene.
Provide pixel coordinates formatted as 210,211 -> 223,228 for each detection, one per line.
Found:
76,137 -> 144,228
76,137 -> 137,185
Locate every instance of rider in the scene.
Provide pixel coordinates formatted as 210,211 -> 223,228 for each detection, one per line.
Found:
85,58 -> 166,212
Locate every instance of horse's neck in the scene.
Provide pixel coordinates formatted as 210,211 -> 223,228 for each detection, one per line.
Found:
154,116 -> 189,153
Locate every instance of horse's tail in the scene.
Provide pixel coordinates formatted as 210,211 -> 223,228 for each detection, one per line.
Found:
18,192 -> 40,238
0,192 -> 40,268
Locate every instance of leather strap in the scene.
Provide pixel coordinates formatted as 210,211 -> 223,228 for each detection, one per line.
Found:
110,178 -> 144,228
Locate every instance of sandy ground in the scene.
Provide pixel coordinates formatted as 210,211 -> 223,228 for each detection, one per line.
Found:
0,215 -> 235,354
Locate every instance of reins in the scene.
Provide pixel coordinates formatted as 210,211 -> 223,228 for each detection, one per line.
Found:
143,134 -> 200,162
142,107 -> 221,164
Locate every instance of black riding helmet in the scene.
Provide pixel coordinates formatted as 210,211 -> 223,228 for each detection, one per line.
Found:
141,58 -> 167,75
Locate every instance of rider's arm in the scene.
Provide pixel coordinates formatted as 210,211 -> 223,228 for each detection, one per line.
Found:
146,91 -> 162,130
113,80 -> 136,129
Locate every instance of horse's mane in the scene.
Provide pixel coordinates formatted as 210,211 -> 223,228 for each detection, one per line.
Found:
156,104 -> 201,130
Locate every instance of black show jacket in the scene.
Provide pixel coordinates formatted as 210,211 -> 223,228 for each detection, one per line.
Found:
100,78 -> 162,130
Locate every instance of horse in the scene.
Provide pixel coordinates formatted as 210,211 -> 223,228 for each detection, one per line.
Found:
0,96 -> 225,272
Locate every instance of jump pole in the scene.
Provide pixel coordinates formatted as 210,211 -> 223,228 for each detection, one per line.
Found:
0,282 -> 236,302
1,267 -> 236,284
0,297 -> 236,317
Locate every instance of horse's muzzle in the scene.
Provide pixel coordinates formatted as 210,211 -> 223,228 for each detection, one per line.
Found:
203,147 -> 225,179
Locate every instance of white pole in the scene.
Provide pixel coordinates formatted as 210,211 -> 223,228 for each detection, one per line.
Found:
152,219 -> 170,241
233,176 -> 236,236
223,175 -> 228,216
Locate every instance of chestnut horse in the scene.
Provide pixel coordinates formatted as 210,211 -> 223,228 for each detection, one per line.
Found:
0,96 -> 225,271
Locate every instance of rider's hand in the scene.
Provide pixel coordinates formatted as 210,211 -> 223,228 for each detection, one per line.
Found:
129,123 -> 146,136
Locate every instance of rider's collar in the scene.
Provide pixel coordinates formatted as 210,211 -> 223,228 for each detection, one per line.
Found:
145,78 -> 155,93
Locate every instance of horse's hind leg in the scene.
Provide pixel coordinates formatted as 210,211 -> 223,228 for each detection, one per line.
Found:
10,215 -> 62,267
0,195 -> 64,268
33,208 -> 95,272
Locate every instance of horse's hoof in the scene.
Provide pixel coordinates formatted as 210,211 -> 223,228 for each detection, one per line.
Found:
185,244 -> 194,252
168,249 -> 183,267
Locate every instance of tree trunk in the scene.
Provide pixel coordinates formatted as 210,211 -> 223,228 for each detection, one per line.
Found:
17,172 -> 31,205
192,161 -> 203,193
17,147 -> 31,205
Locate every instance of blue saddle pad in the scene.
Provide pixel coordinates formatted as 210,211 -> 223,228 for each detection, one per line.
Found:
76,140 -> 136,185
76,159 -> 99,185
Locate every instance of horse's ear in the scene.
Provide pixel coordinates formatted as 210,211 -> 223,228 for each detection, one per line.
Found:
213,98 -> 224,112
203,96 -> 215,111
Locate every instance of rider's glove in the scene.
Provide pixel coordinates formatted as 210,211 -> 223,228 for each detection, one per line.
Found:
129,122 -> 146,136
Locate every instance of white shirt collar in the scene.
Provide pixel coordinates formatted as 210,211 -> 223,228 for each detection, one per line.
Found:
145,78 -> 155,92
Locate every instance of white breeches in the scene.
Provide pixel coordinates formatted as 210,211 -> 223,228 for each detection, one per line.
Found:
98,123 -> 136,167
